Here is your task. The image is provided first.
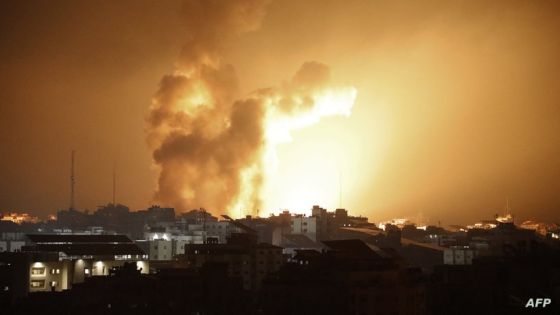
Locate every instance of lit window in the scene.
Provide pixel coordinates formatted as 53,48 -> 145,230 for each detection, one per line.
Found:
30,280 -> 45,288
31,267 -> 45,276
84,268 -> 90,275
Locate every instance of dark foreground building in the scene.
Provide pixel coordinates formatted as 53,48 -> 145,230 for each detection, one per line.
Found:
259,239 -> 427,315
6,262 -> 251,315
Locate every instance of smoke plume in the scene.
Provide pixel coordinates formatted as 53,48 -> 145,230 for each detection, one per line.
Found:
146,0 -> 357,216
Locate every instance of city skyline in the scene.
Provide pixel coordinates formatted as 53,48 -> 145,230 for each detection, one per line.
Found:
1,0 -> 560,225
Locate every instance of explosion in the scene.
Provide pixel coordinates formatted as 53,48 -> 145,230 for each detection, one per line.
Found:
146,0 -> 357,217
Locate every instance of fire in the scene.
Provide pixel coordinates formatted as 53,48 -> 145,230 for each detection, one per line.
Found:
264,88 -> 357,144
256,87 -> 357,215
146,1 -> 358,217
263,87 -> 357,170
1,212 -> 40,224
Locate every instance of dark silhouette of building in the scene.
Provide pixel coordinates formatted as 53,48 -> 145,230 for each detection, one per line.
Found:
260,239 -> 427,315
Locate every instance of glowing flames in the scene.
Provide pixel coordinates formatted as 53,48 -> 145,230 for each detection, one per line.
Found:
1,212 -> 40,224
148,64 -> 357,217
264,88 -> 357,144
146,1 -> 357,217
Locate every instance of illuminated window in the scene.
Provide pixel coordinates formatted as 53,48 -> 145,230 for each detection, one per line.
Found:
30,280 -> 45,288
50,281 -> 57,287
31,267 -> 45,276
84,268 -> 90,275
50,268 -> 61,275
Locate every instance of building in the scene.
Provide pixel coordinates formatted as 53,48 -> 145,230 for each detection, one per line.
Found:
290,215 -> 317,241
182,233 -> 284,290
279,234 -> 325,257
260,239 -> 427,315
443,246 -> 475,265
148,239 -> 173,261
0,228 -> 27,252
6,234 -> 149,294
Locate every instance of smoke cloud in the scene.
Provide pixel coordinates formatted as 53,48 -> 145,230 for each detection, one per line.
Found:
146,0 -> 357,216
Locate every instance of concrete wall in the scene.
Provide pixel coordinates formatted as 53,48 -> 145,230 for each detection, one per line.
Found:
149,239 -> 173,260
444,248 -> 474,265
29,259 -> 150,292
29,261 -> 67,292
291,217 -> 317,241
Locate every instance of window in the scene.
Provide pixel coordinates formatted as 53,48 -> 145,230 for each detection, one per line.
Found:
50,268 -> 60,275
30,280 -> 45,288
31,267 -> 45,276
84,268 -> 90,275
50,281 -> 57,287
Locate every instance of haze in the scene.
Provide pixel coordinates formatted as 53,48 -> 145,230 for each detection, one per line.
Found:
1,0 -> 559,225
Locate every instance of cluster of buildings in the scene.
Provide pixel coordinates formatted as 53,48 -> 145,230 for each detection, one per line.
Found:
0,205 -> 370,296
1,205 -> 559,314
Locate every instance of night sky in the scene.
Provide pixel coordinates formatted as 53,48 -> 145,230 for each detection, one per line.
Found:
1,0 -> 559,225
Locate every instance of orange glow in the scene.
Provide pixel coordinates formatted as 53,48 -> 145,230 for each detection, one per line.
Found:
2,1 -> 560,225
259,87 -> 357,216
1,212 -> 40,224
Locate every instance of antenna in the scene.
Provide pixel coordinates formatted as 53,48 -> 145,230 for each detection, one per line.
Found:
112,162 -> 116,205
201,208 -> 206,243
70,150 -> 75,210
339,170 -> 342,208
